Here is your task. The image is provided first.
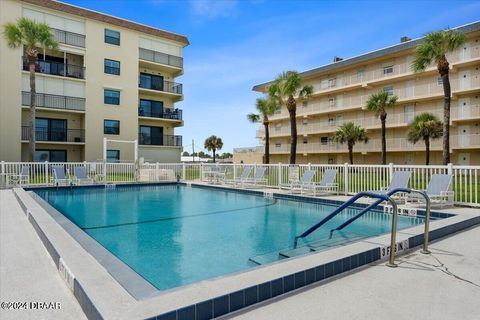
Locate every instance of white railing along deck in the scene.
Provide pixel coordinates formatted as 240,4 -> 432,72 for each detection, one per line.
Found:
1,161 -> 478,207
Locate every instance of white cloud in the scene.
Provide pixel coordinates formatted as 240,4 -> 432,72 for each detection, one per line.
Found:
190,0 -> 238,18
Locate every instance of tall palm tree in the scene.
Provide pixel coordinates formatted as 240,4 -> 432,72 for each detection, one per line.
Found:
204,135 -> 223,163
334,122 -> 368,165
412,29 -> 465,165
268,71 -> 313,164
3,17 -> 58,161
247,97 -> 278,164
365,91 -> 398,164
407,113 -> 443,165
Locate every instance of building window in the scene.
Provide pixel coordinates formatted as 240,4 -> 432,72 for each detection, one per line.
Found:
139,99 -> 163,117
275,123 -> 281,131
35,150 -> 67,162
320,137 -> 329,145
104,89 -> 120,105
104,120 -> 120,135
139,73 -> 164,90
303,119 -> 308,125
302,100 -> 308,108
383,85 -> 394,96
328,97 -> 335,107
328,118 -> 335,126
275,141 -> 281,148
104,59 -> 120,75
328,78 -> 336,88
104,29 -> 120,45
139,125 -> 163,145
35,118 -> 67,142
383,65 -> 394,75
437,76 -> 443,86
303,137 -> 308,144
106,150 -> 120,162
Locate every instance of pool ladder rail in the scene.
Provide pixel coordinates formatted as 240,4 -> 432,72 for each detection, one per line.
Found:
293,188 -> 431,267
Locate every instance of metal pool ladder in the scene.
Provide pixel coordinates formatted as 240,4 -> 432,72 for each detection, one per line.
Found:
293,188 -> 431,267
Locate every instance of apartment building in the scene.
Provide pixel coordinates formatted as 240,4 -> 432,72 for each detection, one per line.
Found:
0,0 -> 188,162
253,22 -> 480,165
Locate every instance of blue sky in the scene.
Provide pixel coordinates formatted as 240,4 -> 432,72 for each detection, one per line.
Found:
64,0 -> 480,154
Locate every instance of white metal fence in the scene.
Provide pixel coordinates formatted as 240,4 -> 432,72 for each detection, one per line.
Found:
1,161 -> 478,207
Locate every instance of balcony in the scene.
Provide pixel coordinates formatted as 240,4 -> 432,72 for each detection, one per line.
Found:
138,79 -> 183,95
22,57 -> 85,79
138,107 -> 183,120
139,134 -> 182,147
139,47 -> 183,72
52,28 -> 85,48
21,92 -> 85,112
22,126 -> 85,143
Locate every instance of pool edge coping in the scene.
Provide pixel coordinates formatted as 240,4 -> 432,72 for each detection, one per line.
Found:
11,185 -> 480,320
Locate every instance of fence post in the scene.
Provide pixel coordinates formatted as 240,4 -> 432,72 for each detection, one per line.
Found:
182,162 -> 186,181
447,163 -> 453,175
278,162 -> 282,187
308,163 -> 312,170
1,161 -> 4,176
233,163 -> 237,180
344,163 -> 349,195
45,161 -> 49,186
389,162 -> 394,180
200,163 -> 204,181
103,160 -> 107,183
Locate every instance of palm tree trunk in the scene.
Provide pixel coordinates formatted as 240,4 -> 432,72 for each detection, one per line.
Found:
264,123 -> 270,164
380,115 -> 387,164
28,56 -> 37,162
425,137 -> 430,165
213,149 -> 216,163
439,57 -> 451,165
348,144 -> 354,165
287,96 -> 297,164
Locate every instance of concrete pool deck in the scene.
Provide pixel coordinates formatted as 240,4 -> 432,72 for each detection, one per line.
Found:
0,191 -> 480,319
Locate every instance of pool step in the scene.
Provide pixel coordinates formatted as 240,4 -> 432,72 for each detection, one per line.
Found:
249,252 -> 287,265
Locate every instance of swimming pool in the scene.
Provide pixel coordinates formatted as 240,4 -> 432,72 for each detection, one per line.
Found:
34,184 -> 426,291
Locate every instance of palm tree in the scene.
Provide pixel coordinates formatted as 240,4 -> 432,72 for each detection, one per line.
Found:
365,91 -> 398,164
204,135 -> 223,163
268,71 -> 313,164
407,113 -> 443,165
3,17 -> 58,161
247,97 -> 278,164
412,29 -> 465,165
334,122 -> 368,164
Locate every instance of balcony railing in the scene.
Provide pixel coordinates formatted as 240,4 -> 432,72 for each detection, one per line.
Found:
139,134 -> 182,147
52,28 -> 85,48
22,126 -> 85,143
139,48 -> 183,68
139,79 -> 183,95
22,57 -> 85,79
21,92 -> 85,112
138,107 -> 183,120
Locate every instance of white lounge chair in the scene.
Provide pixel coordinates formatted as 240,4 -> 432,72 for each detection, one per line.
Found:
73,166 -> 94,185
203,166 -> 226,184
280,169 -> 316,193
52,165 -> 71,186
8,166 -> 29,186
406,174 -> 454,208
225,166 -> 253,186
302,169 -> 338,196
90,163 -> 105,183
243,167 -> 267,188
371,171 -> 411,201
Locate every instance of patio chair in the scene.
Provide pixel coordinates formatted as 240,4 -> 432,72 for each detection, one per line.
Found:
406,174 -> 454,208
52,165 -> 71,186
302,169 -> 338,196
370,171 -> 412,201
242,166 -> 268,188
90,163 -> 105,183
225,166 -> 253,186
8,166 -> 30,186
73,166 -> 94,185
280,169 -> 316,193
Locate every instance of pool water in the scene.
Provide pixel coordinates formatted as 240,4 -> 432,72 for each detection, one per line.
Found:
34,185 -> 425,290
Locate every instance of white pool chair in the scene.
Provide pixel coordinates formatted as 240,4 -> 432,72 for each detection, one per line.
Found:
370,171 -> 412,201
225,166 -> 253,186
73,166 -> 94,185
243,167 -> 267,188
280,169 -> 316,193
302,169 -> 338,196
52,165 -> 71,186
406,174 -> 454,208
8,166 -> 30,186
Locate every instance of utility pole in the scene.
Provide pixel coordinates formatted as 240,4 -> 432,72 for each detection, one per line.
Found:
192,139 -> 195,163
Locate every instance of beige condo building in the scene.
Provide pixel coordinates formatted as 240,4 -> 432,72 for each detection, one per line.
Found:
0,0 -> 188,163
253,22 -> 480,165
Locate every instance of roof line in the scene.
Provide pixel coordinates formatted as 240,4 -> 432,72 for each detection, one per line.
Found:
252,20 -> 480,91
21,0 -> 189,46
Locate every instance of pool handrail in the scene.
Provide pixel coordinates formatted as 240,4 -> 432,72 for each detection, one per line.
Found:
293,188 -> 410,248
